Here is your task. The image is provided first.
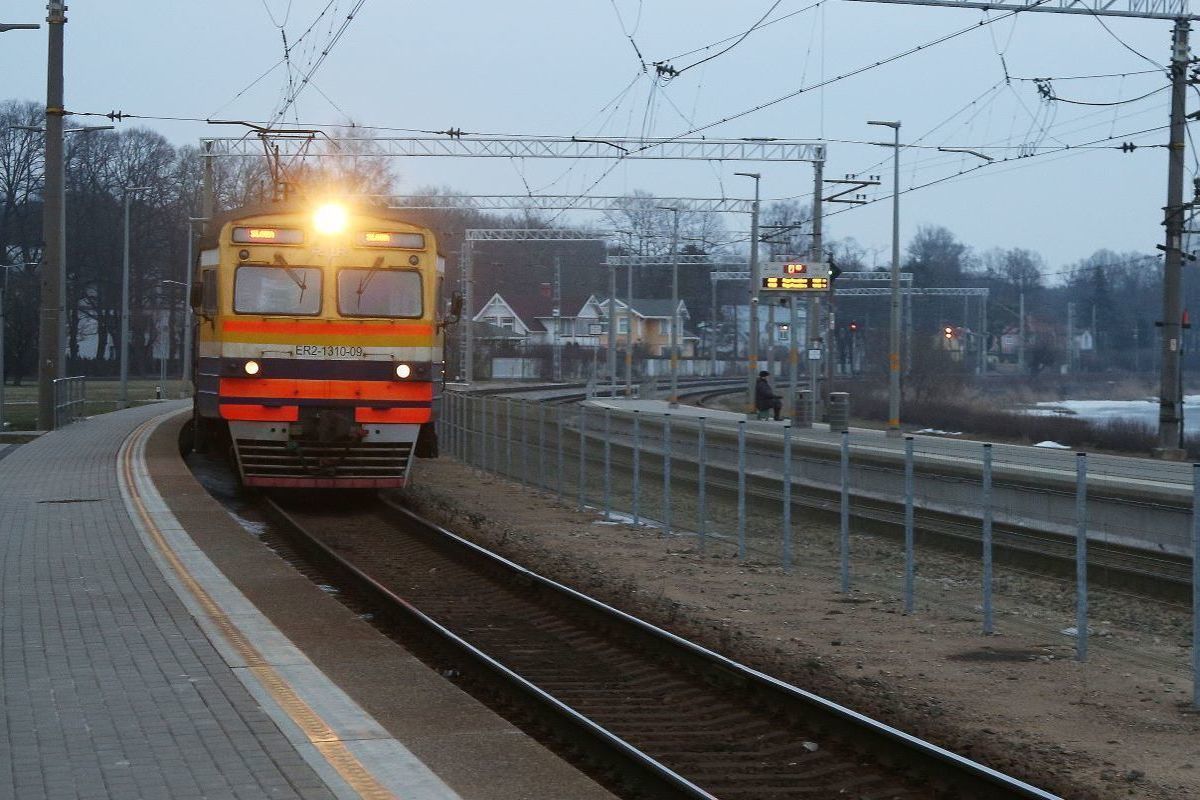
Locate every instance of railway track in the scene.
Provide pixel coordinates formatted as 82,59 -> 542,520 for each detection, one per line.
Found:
262,493 -> 1057,800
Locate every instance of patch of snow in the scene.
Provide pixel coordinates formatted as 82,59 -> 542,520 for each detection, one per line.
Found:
1033,441 -> 1071,449
915,428 -> 962,436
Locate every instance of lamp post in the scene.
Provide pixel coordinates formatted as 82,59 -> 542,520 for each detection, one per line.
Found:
869,120 -> 902,438
182,218 -> 206,397
120,187 -> 150,409
658,207 -> 681,407
735,172 -> 761,418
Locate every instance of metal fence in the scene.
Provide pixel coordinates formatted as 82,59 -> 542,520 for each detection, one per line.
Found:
436,390 -> 1200,707
52,376 -> 87,429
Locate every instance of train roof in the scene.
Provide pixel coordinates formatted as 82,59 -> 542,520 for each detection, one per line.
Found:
198,202 -> 430,250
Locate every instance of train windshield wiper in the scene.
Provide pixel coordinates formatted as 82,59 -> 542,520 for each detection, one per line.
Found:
273,254 -> 308,299
354,258 -> 386,309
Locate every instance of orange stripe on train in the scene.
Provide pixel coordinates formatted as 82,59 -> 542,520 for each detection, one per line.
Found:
219,377 -> 434,402
220,319 -> 434,336
220,405 -> 300,422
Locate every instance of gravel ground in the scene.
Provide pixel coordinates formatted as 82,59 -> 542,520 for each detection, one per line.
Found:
394,454 -> 1200,800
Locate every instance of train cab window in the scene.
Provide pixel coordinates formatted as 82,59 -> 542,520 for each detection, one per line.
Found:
200,269 -> 218,316
337,269 -> 422,318
233,265 -> 322,315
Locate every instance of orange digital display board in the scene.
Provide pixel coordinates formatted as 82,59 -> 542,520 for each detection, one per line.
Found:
357,231 -> 426,249
762,276 -> 830,291
232,227 -> 305,245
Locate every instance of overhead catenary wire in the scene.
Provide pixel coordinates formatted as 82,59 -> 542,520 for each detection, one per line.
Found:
655,0 -> 786,78
623,0 -> 1056,158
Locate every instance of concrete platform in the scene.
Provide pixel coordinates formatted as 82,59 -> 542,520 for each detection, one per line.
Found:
1,404 -> 616,800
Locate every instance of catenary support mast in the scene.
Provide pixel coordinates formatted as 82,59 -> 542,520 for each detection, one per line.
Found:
848,0 -> 1199,456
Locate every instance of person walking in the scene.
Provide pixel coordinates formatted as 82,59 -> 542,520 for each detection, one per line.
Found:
755,370 -> 783,421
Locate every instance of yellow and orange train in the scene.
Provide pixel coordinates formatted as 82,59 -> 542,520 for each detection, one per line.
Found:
189,201 -> 450,488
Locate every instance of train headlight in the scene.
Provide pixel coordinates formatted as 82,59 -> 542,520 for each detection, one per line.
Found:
313,203 -> 349,235
244,359 -> 261,376
395,363 -> 411,379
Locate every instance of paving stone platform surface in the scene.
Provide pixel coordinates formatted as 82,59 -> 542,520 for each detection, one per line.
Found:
0,405 -> 337,800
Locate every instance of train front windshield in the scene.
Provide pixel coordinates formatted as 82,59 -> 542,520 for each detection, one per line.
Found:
337,269 -> 422,318
233,265 -> 323,315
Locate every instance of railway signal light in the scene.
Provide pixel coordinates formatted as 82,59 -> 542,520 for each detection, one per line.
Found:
848,320 -> 860,333
943,325 -> 955,340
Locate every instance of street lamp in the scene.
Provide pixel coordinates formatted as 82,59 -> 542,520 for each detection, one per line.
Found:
181,218 -> 207,398
734,172 -> 761,418
11,124 -> 114,377
120,187 -> 151,409
868,120 -> 902,438
658,207 -> 682,407
0,23 -> 39,32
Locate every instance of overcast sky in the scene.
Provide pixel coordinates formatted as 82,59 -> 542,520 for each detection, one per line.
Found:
0,0 -> 1186,274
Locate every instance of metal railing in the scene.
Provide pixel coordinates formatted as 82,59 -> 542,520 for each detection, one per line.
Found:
52,376 -> 86,429
438,390 -> 1200,707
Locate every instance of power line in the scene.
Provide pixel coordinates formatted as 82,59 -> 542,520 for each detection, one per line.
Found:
655,1 -> 825,64
655,0 -> 786,78
626,0 -> 1054,158
823,122 -> 1169,223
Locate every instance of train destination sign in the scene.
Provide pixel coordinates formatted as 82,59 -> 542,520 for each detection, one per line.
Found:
761,260 -> 831,292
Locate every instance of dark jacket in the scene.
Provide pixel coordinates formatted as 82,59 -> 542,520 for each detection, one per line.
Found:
755,377 -> 779,410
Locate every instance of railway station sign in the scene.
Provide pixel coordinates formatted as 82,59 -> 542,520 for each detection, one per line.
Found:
761,259 -> 831,292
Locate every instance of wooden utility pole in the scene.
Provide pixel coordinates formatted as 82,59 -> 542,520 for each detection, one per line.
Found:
37,1 -> 65,430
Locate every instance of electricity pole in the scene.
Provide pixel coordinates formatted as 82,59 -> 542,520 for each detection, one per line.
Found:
36,2 -> 65,430
463,241 -> 474,382
736,173 -> 761,417
810,156 -> 825,424
846,0 -> 1200,455
1157,18 -> 1190,458
659,207 -> 681,407
552,255 -> 562,382
869,119 -> 902,437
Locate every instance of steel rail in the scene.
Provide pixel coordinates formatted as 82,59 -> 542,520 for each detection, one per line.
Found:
267,493 -> 1058,799
262,497 -> 717,800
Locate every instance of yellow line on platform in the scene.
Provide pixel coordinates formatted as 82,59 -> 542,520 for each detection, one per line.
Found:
120,418 -> 398,800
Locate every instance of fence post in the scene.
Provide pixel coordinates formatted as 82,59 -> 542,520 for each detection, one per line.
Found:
603,407 -> 612,520
556,404 -> 564,500
904,436 -> 915,614
505,399 -> 513,478
493,396 -> 500,474
578,404 -> 587,510
737,420 -> 747,561
520,401 -> 528,488
632,411 -> 641,526
480,396 -> 489,472
454,393 -> 461,462
982,443 -> 994,636
470,395 -> 480,470
840,430 -> 850,593
782,421 -> 793,573
1192,463 -> 1200,709
538,403 -> 546,490
1075,452 -> 1088,662
697,417 -> 707,553
662,414 -> 672,536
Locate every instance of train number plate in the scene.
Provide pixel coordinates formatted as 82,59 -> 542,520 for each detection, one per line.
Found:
295,345 -> 365,359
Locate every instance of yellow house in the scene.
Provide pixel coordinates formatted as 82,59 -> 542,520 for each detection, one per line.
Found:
599,298 -> 698,357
